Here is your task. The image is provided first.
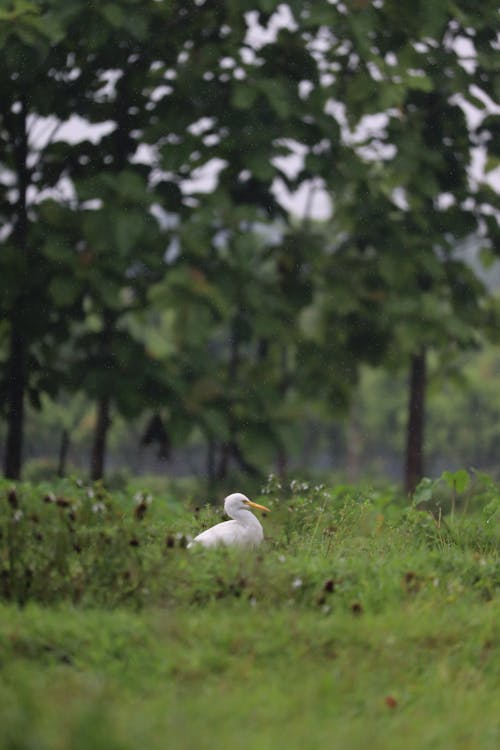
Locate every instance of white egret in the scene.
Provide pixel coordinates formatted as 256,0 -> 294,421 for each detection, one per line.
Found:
188,492 -> 270,548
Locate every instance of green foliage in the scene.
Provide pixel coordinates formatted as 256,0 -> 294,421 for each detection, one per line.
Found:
0,476 -> 498,610
1,0 -> 500,483
442,469 -> 471,495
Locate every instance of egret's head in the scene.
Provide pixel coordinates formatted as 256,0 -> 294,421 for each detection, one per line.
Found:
224,492 -> 270,516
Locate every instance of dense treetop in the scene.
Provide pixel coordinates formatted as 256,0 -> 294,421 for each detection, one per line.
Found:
0,0 -> 499,486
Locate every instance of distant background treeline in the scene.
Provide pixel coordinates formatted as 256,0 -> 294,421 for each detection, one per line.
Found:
1,1 -> 499,493
6,343 -> 500,491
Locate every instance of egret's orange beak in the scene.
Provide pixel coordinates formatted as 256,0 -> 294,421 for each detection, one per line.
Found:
244,499 -> 271,513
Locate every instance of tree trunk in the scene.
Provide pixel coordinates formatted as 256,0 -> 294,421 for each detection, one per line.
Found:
57,428 -> 70,478
346,401 -> 361,484
404,349 -> 427,495
3,322 -> 25,479
276,444 -> 288,481
206,439 -> 217,497
275,346 -> 289,480
90,395 -> 111,481
216,441 -> 230,481
89,309 -> 115,481
4,99 -> 28,480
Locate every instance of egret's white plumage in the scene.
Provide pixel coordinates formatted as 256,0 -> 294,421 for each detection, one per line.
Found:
188,492 -> 270,548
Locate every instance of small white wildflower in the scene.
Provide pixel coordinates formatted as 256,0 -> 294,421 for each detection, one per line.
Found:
13,509 -> 23,523
134,492 -> 153,507
292,577 -> 303,589
433,578 -> 440,587
322,604 -> 331,615
249,597 -> 257,607
278,554 -> 286,563
92,502 -> 105,514
87,489 -> 95,499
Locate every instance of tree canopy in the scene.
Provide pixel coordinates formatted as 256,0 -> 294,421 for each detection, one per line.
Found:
1,0 -> 499,488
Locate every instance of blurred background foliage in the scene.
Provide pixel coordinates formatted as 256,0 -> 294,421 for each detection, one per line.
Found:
0,0 -> 499,492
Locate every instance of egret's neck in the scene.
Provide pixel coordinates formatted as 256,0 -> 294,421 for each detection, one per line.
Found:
231,508 -> 262,528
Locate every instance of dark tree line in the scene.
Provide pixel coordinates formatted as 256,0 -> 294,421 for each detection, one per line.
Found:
1,0 -> 499,492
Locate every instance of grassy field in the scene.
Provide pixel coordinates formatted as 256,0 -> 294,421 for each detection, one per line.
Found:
0,476 -> 498,749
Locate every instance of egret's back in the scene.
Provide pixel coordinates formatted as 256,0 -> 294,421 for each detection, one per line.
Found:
190,519 -> 263,548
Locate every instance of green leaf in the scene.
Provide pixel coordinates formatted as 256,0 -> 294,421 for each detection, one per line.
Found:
404,73 -> 433,93
485,155 -> 500,174
412,477 -> 435,504
258,79 -> 292,118
0,1 -> 38,21
232,83 -> 258,110
441,469 -> 470,494
101,3 -> 125,28
49,276 -> 80,306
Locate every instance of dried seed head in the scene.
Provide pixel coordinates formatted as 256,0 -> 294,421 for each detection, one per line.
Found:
165,535 -> 175,548
403,571 -> 421,594
323,525 -> 337,536
56,497 -> 71,508
385,695 -> 398,709
44,493 -> 56,504
323,578 -> 335,593
7,489 -> 19,509
134,501 -> 148,520
129,537 -> 140,547
351,601 -> 363,616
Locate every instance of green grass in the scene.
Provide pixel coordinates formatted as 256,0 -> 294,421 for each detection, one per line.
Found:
0,477 -> 498,749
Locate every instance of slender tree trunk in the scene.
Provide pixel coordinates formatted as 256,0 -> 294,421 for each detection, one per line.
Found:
216,441 -> 230,481
276,445 -> 288,481
216,317 -> 240,481
3,322 -> 25,479
57,428 -> 70,478
404,349 -> 427,495
4,100 -> 28,480
275,347 -> 289,480
346,400 -> 361,484
206,439 -> 217,496
89,309 -> 115,481
90,395 -> 111,481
